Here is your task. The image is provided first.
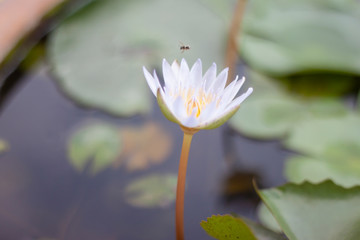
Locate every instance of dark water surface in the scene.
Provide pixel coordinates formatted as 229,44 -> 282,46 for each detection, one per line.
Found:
0,65 -> 286,240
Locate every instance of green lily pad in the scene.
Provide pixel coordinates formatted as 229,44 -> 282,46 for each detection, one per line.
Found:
68,122 -> 121,175
357,91 -> 360,112
229,67 -> 351,139
306,98 -> 348,117
258,180 -> 360,240
49,0 -> 229,116
257,203 -> 282,233
284,113 -> 360,156
229,95 -> 305,139
323,142 -> 360,162
285,154 -> 360,188
240,0 -> 360,77
200,215 -> 257,240
201,215 -> 285,240
243,218 -> 286,240
125,173 -> 177,208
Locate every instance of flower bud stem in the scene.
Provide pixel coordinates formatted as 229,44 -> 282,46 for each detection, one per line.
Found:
176,132 -> 194,240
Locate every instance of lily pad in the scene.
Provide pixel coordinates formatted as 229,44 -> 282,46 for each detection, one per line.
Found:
284,113 -> 360,156
323,142 -> 360,162
306,98 -> 348,117
357,90 -> 360,112
49,0 -> 229,116
258,180 -> 360,240
285,154 -> 360,188
240,0 -> 360,77
257,203 -> 282,233
243,219 -> 286,240
229,68 -> 350,139
200,215 -> 257,240
125,173 -> 177,208
201,215 -> 285,240
68,122 -> 121,175
229,95 -> 305,139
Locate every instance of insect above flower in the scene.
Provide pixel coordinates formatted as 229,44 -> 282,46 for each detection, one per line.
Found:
143,58 -> 253,130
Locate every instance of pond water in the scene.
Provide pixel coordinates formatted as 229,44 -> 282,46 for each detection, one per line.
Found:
0,64 -> 287,239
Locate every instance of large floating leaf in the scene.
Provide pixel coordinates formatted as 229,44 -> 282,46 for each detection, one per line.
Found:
258,181 -> 360,240
284,113 -> 360,156
285,155 -> 360,188
125,173 -> 177,208
201,215 -> 257,240
68,122 -> 121,175
240,0 -> 360,77
243,219 -> 286,240
357,91 -> 360,112
257,203 -> 282,234
229,69 -> 350,139
306,98 -> 348,117
229,95 -> 305,139
49,0 -> 229,116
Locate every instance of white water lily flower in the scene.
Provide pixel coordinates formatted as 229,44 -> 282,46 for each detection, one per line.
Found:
143,58 -> 253,130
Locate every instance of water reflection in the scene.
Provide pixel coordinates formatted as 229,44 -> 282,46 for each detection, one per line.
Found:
0,66 -> 284,239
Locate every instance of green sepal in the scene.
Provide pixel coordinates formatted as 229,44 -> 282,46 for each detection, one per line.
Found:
201,105 -> 241,130
156,88 -> 180,125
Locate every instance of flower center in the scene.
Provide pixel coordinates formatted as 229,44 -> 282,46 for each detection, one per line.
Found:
181,89 -> 215,118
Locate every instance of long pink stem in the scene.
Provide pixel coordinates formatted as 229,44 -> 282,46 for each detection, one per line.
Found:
175,132 -> 193,240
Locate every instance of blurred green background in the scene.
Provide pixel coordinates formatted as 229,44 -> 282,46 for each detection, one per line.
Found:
0,0 -> 360,239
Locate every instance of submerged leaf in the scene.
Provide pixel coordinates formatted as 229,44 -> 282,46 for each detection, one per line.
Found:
0,139 -> 9,153
115,122 -> 173,171
68,122 -> 121,175
258,180 -> 360,240
125,173 -> 177,208
201,215 -> 257,240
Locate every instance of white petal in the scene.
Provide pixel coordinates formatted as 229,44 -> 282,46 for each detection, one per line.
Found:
162,59 -> 177,91
227,87 -> 253,109
198,100 -> 217,123
171,60 -> 180,77
157,88 -> 180,124
190,59 -> 202,90
182,114 -> 199,128
203,63 -> 217,91
221,76 -> 245,106
205,85 -> 252,127
179,58 -> 190,89
211,67 -> 228,94
171,96 -> 188,123
218,76 -> 237,104
180,58 -> 189,72
143,66 -> 160,96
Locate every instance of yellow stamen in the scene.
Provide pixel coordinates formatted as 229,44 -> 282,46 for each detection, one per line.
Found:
178,88 -> 215,118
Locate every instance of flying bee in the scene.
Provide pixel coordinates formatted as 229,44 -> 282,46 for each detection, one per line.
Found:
179,41 -> 190,53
